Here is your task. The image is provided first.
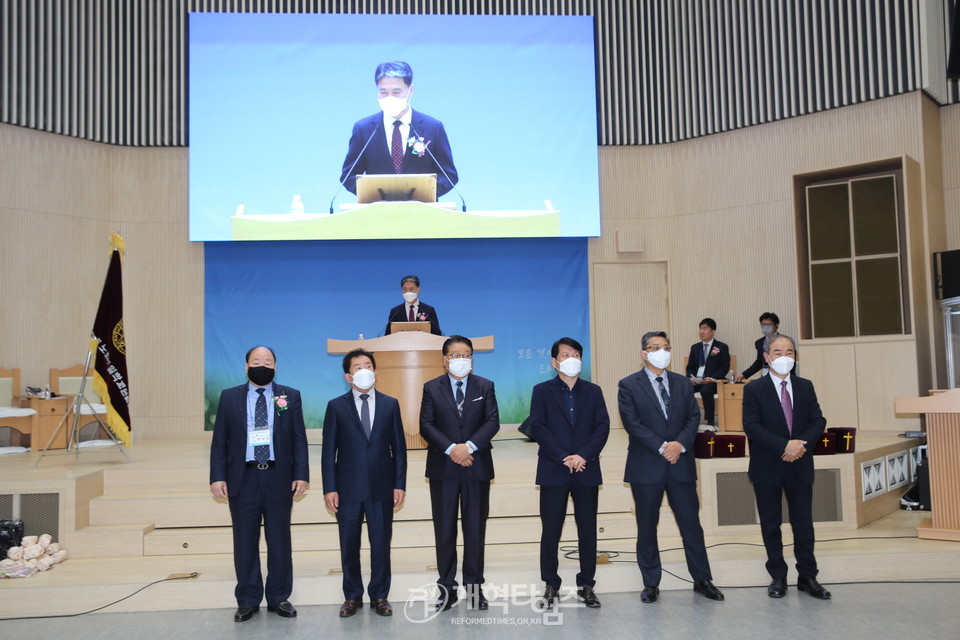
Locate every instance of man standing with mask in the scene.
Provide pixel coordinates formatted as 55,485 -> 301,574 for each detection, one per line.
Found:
529,337 -> 610,608
209,346 -> 310,623
340,60 -> 458,197
384,274 -> 442,336
737,312 -> 781,381
618,331 -> 724,604
322,348 -> 407,618
742,335 -> 831,600
420,335 -> 500,612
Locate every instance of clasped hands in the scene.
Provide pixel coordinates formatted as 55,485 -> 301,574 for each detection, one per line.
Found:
563,454 -> 587,473
661,441 -> 683,464
781,439 -> 807,462
449,443 -> 474,467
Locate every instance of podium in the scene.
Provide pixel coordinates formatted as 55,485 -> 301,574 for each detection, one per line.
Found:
327,332 -> 494,449
895,388 -> 960,541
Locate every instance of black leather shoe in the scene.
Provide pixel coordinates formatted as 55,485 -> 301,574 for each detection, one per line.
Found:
693,579 -> 724,601
267,601 -> 297,618
339,599 -> 362,618
371,599 -> 393,616
468,593 -> 488,610
541,585 -> 559,607
577,585 -> 601,608
436,590 -> 459,612
768,578 -> 787,598
234,606 -> 259,622
797,576 -> 831,600
641,585 -> 659,603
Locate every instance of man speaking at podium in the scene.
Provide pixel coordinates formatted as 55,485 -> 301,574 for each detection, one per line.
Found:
385,274 -> 442,336
339,61 -> 458,197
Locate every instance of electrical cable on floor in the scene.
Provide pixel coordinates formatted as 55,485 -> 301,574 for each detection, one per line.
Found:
0,571 -> 200,621
560,533 -> 960,589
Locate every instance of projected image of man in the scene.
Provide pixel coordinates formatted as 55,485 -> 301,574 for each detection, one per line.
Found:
340,61 -> 458,197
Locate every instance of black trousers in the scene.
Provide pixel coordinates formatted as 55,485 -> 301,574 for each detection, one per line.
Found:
693,382 -> 718,425
336,498 -> 394,601
630,479 -> 712,587
429,475 -> 490,592
228,466 -> 294,608
539,482 -> 599,589
753,477 -> 818,580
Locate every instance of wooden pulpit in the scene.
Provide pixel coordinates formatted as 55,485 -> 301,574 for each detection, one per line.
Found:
327,333 -> 494,449
894,388 -> 960,541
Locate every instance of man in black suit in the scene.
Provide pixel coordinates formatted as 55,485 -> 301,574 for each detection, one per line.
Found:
419,335 -> 500,612
529,337 -> 610,608
618,331 -> 724,604
322,348 -> 407,618
742,335 -> 831,600
340,61 -> 458,197
684,317 -> 731,427
384,274 -> 442,335
737,312 -> 780,381
209,346 -> 310,622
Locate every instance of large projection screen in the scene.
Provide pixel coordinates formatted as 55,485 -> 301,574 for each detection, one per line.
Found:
188,13 -> 601,241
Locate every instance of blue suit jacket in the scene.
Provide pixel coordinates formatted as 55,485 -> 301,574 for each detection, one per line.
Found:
209,383 -> 310,497
320,390 -> 407,503
419,373 -> 500,481
340,109 -> 458,196
617,369 -> 700,484
742,374 -> 826,485
529,376 -> 610,487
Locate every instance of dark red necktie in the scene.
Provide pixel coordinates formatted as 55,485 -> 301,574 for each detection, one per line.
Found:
408,305 -> 414,321
391,120 -> 403,173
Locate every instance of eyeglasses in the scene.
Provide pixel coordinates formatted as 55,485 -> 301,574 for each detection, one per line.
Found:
445,353 -> 473,360
643,345 -> 671,352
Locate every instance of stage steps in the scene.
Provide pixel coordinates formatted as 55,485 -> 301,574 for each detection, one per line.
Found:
4,513 -> 959,616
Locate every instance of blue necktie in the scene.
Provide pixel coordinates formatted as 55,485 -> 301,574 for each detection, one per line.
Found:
656,376 -> 670,417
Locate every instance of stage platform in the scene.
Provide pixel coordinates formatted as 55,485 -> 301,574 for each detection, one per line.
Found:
2,429 -> 955,617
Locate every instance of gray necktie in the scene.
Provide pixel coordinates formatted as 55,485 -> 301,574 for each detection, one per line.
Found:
656,376 -> 670,417
360,393 -> 371,438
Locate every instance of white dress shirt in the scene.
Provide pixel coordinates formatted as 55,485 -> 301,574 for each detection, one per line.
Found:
352,387 -> 376,430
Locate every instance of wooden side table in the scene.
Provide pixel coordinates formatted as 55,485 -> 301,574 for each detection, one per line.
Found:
17,396 -> 69,450
717,382 -> 745,431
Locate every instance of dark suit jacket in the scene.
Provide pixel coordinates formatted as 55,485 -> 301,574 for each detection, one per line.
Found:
384,301 -> 442,336
742,336 -> 767,379
617,369 -> 700,484
685,340 -> 731,380
529,376 -> 610,487
340,109 -> 458,196
320,390 -> 407,503
209,383 -> 310,497
742,374 -> 827,485
419,373 -> 500,481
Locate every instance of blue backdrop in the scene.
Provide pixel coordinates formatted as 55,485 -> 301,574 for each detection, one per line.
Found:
204,237 -> 591,429
189,13 -> 601,240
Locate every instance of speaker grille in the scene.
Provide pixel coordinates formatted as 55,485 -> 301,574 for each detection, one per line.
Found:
0,494 -> 13,520
716,472 -> 758,526
15,493 -> 60,539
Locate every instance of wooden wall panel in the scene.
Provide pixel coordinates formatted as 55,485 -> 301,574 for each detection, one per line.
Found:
942,104 -> 960,251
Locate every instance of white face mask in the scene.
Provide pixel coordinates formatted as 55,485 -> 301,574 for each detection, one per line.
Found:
645,348 -> 671,370
447,358 -> 472,378
402,291 -> 418,304
557,357 -> 582,377
761,325 -> 776,336
378,95 -> 409,118
350,368 -> 375,390
769,356 -> 795,376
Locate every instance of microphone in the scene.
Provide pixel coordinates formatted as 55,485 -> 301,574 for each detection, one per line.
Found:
411,125 -> 467,212
329,121 -> 382,214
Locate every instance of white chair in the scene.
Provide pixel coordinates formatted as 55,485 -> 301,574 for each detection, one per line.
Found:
0,367 -> 36,449
50,364 -> 111,441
